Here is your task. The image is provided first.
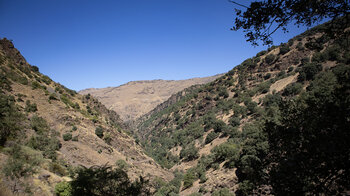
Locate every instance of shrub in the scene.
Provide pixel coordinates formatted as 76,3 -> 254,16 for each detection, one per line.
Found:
265,54 -> 276,64
256,50 -> 267,57
55,181 -> 72,196
298,62 -> 322,81
25,100 -> 37,112
180,144 -> 199,161
205,132 -> 219,144
296,42 -> 304,51
279,44 -> 290,55
72,125 -> 77,131
211,142 -> 239,163
264,73 -> 271,80
31,81 -> 41,90
31,115 -> 49,133
3,145 -> 43,184
41,75 -> 51,85
183,172 -> 196,189
282,83 -> 303,96
115,159 -> 128,170
31,66 -> 39,72
229,116 -> 240,127
70,165 -> 148,195
49,162 -> 67,176
95,126 -> 104,138
49,94 -> 58,100
63,133 -> 72,141
18,76 -> 28,85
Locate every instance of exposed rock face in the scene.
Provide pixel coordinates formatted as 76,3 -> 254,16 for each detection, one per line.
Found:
80,76 -> 222,122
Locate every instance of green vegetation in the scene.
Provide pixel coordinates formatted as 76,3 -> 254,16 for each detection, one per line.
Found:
115,159 -> 128,171
63,133 -> 72,141
0,93 -> 23,145
2,145 -> 43,191
180,144 -> 199,161
69,165 -> 149,196
55,181 -> 72,196
25,100 -> 37,112
265,54 -> 275,64
95,126 -> 104,138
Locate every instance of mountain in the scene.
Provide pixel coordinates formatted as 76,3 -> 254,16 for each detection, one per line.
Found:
135,21 -> 350,195
1,18 -> 349,196
79,75 -> 222,122
0,38 -> 172,195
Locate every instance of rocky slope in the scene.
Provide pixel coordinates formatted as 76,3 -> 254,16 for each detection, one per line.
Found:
0,39 -> 172,196
79,75 -> 222,122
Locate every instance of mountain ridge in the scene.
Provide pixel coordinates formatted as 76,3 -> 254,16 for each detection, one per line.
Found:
79,74 -> 223,122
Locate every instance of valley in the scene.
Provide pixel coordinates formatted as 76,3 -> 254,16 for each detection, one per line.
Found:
0,17 -> 349,196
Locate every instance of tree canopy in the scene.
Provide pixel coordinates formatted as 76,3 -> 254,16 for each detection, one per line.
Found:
230,0 -> 350,45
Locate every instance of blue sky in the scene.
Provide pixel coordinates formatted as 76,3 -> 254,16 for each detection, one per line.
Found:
1,0 -> 315,91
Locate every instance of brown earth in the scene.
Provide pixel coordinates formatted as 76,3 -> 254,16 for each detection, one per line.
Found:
79,76 -> 222,122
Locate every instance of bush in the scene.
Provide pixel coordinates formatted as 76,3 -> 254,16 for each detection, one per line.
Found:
211,142 -> 239,163
41,75 -> 51,85
229,116 -> 240,127
49,93 -> 58,100
115,159 -> 128,170
183,171 -> 196,189
25,100 -> 37,112
264,73 -> 271,80
55,181 -> 72,196
31,81 -> 42,90
265,54 -> 276,64
70,165 -> 148,196
298,62 -> 322,81
31,115 -> 49,133
205,132 -> 219,144
282,83 -> 303,96
180,144 -> 199,161
296,42 -> 304,51
95,126 -> 104,138
31,66 -> 39,72
2,145 -> 43,184
49,162 -> 67,176
63,133 -> 72,141
279,44 -> 290,55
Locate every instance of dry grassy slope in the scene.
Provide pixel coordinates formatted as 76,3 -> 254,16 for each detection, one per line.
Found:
79,75 -> 222,122
0,39 -> 172,195
136,27 -> 341,195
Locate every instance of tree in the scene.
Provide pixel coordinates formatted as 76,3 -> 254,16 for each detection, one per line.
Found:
230,0 -> 350,45
70,164 -> 149,196
265,66 -> 350,195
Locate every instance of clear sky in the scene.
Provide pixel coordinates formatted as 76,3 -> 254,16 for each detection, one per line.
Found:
0,0 -> 315,91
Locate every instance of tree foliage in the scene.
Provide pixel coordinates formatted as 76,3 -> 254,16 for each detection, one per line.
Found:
70,165 -> 149,196
231,0 -> 350,45
265,64 -> 350,195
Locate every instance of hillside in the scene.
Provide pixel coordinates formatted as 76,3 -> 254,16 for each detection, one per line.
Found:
0,39 -> 172,196
136,21 -> 350,195
79,75 -> 222,122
